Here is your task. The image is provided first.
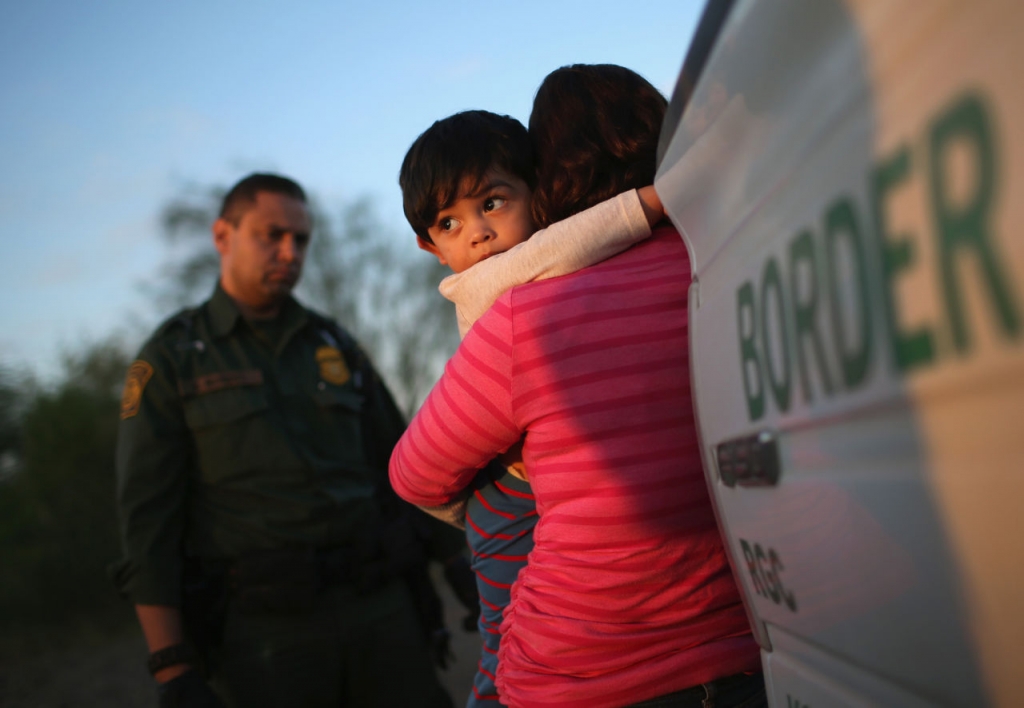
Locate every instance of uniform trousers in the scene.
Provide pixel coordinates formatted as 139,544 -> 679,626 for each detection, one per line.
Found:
208,577 -> 452,708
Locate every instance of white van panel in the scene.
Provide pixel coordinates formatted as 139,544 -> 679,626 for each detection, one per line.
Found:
763,626 -> 939,708
656,0 -> 1024,705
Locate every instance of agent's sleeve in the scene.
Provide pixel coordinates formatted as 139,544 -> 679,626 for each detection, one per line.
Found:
440,189 -> 650,335
110,339 -> 192,606
352,341 -> 468,559
390,294 -> 521,508
357,347 -> 408,473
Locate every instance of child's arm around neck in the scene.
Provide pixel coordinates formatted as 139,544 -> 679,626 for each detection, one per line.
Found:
440,187 -> 662,337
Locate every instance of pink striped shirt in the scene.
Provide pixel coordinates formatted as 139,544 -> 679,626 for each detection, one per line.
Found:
390,226 -> 759,707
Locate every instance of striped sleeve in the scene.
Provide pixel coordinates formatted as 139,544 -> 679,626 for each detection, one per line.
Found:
390,297 -> 522,507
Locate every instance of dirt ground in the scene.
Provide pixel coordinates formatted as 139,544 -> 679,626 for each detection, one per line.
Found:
0,579 -> 482,707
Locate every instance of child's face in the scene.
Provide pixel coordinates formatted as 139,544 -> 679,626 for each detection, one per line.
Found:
419,168 -> 536,273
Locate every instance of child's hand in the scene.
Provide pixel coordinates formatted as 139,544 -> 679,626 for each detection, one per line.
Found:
637,185 -> 664,227
497,439 -> 528,481
505,461 -> 528,481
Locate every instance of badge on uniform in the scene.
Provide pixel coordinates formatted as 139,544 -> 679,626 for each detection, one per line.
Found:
121,360 -> 154,419
315,346 -> 350,386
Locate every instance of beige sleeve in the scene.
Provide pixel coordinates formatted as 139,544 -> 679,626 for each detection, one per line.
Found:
440,189 -> 651,335
416,495 -> 468,530
454,306 -> 473,339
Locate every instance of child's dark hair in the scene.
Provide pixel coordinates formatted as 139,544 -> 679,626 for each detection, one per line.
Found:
529,64 -> 667,227
399,110 -> 535,243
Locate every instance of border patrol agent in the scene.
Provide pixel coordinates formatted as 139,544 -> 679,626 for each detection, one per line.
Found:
112,173 -> 468,708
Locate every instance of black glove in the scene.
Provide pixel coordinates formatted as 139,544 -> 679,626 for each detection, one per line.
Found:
429,627 -> 456,671
157,669 -> 226,708
443,553 -> 480,633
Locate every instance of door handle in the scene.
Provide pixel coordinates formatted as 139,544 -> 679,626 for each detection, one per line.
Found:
716,430 -> 780,487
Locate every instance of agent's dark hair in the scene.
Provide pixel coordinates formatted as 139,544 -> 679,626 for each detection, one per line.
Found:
219,173 -> 307,225
399,110 -> 534,243
529,64 -> 667,227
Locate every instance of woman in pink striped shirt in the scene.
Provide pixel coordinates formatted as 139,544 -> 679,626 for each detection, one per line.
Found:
390,64 -> 762,708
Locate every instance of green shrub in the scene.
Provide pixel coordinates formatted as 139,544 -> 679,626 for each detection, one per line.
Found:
0,344 -> 132,643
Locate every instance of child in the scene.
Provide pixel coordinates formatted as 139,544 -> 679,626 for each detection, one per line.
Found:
398,109 -> 663,706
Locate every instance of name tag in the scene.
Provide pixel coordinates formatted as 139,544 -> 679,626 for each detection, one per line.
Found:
178,369 -> 264,397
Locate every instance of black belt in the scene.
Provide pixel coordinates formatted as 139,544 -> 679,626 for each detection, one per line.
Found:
225,546 -> 363,614
625,672 -> 766,708
314,546 -> 359,586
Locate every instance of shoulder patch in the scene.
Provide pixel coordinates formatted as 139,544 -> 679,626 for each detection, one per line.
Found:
316,346 -> 350,386
121,360 -> 155,419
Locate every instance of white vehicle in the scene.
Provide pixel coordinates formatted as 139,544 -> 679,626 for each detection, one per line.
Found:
655,1 -> 1023,706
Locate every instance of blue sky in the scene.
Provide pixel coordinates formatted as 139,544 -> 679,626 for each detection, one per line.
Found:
0,0 -> 702,380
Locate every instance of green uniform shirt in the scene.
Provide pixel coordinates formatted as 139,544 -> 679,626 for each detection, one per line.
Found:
113,284 -> 422,606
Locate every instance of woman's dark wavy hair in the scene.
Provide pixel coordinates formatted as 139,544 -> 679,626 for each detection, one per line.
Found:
529,64 -> 667,227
